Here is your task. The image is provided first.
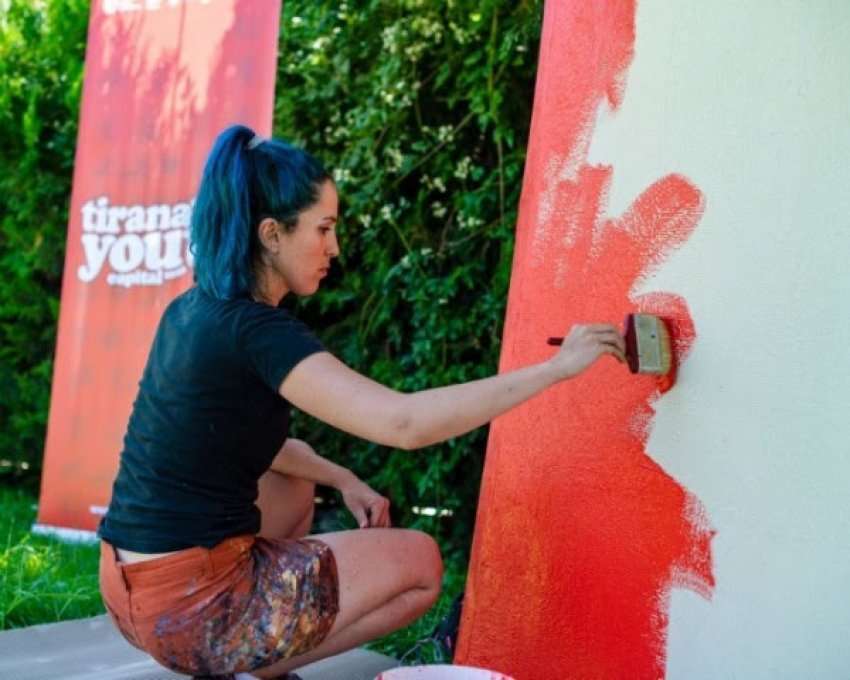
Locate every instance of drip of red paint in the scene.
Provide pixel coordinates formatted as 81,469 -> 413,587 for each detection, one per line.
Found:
456,2 -> 715,679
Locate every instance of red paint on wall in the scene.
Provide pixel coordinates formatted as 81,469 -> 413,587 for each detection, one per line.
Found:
455,2 -> 714,678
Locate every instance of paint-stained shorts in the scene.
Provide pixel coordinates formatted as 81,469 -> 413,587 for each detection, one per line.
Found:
99,535 -> 339,676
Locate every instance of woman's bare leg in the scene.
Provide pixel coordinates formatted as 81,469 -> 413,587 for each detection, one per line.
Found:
250,528 -> 442,678
256,469 -> 316,540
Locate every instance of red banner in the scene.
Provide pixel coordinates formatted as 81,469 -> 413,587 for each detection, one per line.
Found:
37,0 -> 282,535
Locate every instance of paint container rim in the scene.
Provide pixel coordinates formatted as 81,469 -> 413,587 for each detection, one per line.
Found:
375,665 -> 515,680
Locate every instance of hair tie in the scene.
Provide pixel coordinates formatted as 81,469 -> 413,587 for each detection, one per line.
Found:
246,134 -> 266,150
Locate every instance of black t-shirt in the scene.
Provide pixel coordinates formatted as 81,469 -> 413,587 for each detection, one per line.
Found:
97,287 -> 325,552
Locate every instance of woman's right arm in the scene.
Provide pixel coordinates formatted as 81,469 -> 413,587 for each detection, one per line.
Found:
280,323 -> 625,451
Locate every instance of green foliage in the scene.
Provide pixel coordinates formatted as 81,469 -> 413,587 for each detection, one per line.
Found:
0,0 -> 89,489
0,487 -> 103,631
279,0 -> 542,560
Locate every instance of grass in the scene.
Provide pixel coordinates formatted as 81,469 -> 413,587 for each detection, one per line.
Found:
0,486 -> 104,631
0,485 -> 467,663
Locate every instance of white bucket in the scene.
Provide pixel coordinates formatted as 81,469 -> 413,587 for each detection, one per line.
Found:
375,665 -> 515,680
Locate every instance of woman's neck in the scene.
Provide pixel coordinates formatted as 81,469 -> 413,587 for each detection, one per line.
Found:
251,268 -> 288,306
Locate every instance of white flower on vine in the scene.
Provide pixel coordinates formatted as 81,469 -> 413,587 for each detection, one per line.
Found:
454,156 -> 472,180
332,167 -> 352,184
385,146 -> 404,172
382,25 -> 400,53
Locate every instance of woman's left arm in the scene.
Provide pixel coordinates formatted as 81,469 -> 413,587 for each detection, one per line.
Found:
269,438 -> 391,528
270,437 -> 353,488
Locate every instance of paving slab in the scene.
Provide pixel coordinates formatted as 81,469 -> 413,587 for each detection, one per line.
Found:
0,615 -> 397,680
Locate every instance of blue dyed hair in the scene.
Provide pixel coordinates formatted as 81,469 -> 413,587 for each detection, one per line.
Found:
190,124 -> 331,299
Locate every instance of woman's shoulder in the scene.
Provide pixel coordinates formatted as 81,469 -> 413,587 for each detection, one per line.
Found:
162,287 -> 314,344
165,285 -> 257,317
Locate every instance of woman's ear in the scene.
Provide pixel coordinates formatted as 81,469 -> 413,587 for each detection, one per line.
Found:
256,217 -> 280,254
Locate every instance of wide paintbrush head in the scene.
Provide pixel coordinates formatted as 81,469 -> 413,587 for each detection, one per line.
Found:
624,313 -> 672,375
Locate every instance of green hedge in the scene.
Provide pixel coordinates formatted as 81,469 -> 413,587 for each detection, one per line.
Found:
0,0 -> 89,490
0,0 -> 542,558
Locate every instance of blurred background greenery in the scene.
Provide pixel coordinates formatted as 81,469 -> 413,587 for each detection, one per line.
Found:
0,0 -> 543,646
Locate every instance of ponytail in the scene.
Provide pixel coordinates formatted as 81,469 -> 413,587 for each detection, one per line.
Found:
190,125 -> 330,299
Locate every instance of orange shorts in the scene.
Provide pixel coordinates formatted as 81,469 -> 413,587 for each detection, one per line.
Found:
99,535 -> 339,676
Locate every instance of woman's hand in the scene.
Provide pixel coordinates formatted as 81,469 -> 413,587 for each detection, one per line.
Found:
339,477 -> 392,529
549,324 -> 626,380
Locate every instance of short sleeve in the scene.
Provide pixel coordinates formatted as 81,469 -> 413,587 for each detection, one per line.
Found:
236,304 -> 326,392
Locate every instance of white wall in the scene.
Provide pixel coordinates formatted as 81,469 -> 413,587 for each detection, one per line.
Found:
588,2 -> 850,678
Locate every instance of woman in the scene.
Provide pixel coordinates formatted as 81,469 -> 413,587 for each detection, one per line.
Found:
97,124 -> 626,679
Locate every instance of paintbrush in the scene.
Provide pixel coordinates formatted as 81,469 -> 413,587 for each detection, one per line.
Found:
546,313 -> 673,375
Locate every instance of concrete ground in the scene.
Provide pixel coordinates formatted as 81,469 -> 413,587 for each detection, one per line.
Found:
0,615 -> 397,680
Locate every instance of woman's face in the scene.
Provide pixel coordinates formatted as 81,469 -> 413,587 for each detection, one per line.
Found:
271,180 -> 340,297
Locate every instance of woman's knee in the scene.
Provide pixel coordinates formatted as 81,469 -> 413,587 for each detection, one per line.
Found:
393,531 -> 442,617
319,528 -> 442,595
406,530 -> 443,594
327,529 -> 442,627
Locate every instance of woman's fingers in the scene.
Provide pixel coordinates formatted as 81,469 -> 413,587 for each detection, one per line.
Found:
601,340 -> 626,363
353,505 -> 369,529
367,501 -> 379,528
589,326 -> 626,351
554,323 -> 628,378
365,496 -> 391,528
377,498 -> 391,528
342,480 -> 392,529
597,332 -> 626,361
584,323 -> 620,333
573,324 -> 626,358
